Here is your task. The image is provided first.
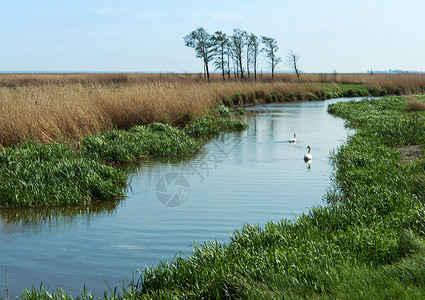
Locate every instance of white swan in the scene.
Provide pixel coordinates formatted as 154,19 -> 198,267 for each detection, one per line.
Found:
289,133 -> 297,143
304,146 -> 312,162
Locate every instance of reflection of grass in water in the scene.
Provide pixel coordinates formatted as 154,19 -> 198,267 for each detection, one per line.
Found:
0,200 -> 121,225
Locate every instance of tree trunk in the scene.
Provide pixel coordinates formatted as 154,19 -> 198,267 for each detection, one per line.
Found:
239,56 -> 244,79
221,47 -> 225,81
204,59 -> 210,82
206,63 -> 210,82
254,54 -> 257,81
246,48 -> 250,81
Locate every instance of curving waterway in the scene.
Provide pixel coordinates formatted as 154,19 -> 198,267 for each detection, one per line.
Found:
0,97 -> 366,297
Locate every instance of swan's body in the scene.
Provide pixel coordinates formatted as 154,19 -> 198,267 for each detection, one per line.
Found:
304,146 -> 312,162
289,133 -> 297,143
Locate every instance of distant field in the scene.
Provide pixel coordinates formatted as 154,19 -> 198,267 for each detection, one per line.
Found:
1,72 -> 424,147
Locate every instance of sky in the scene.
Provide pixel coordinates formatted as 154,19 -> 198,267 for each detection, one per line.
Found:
1,0 -> 424,73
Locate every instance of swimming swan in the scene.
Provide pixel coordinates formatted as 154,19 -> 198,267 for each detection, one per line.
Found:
289,133 -> 297,143
304,146 -> 312,162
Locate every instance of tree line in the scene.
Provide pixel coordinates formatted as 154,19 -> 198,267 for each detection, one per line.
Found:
184,27 -> 290,82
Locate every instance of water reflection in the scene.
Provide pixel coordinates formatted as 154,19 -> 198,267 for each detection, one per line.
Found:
306,161 -> 312,171
0,200 -> 121,226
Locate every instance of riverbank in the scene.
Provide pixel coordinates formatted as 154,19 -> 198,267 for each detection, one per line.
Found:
13,95 -> 425,298
0,105 -> 245,208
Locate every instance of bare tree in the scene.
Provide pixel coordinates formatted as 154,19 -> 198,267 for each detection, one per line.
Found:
231,28 -> 247,79
211,31 -> 229,81
184,27 -> 214,81
246,36 -> 252,80
226,41 -> 232,80
247,33 -> 261,81
261,36 -> 281,79
286,50 -> 301,82
231,51 -> 238,79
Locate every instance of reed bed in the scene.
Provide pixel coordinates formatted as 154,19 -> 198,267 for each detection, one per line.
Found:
0,82 -> 213,147
1,72 -> 425,147
1,72 -> 425,86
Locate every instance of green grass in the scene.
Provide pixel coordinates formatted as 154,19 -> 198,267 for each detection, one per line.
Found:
9,96 -> 425,298
184,117 -> 246,137
81,123 -> 201,164
0,106 -> 246,208
0,141 -> 126,208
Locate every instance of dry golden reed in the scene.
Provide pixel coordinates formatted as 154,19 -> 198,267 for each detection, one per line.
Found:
1,72 -> 425,147
406,95 -> 425,112
0,81 -> 215,146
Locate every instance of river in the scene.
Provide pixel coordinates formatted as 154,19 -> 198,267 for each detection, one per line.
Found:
0,97 -> 363,297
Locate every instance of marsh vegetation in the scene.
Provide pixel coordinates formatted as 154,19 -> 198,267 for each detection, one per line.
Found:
2,72 -> 425,297
0,103 -> 245,208
8,95 -> 425,299
1,72 -> 425,147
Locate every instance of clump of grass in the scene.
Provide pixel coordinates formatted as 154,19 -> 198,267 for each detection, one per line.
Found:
216,104 -> 232,117
0,141 -> 126,208
406,95 -> 425,112
80,123 -> 200,164
184,116 -> 246,137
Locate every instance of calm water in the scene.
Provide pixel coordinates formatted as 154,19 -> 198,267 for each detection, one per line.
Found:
0,98 -> 362,297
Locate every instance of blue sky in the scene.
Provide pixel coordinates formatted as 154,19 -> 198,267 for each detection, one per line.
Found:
1,0 -> 424,73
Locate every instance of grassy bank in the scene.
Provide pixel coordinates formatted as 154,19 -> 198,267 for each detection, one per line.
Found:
13,95 -> 425,298
1,73 -> 425,147
0,105 -> 246,208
